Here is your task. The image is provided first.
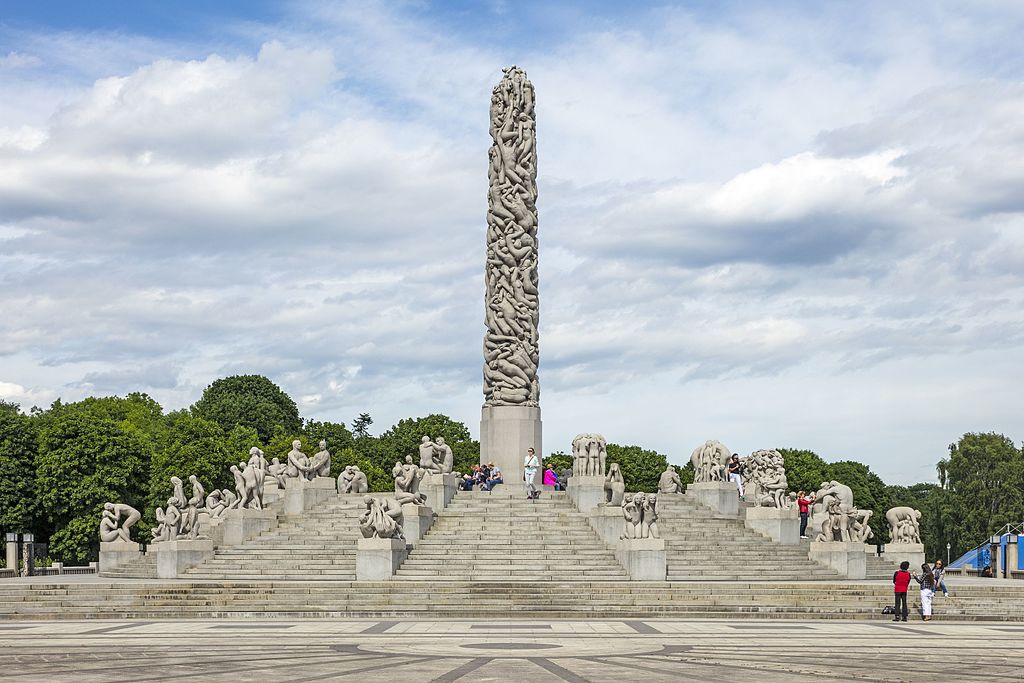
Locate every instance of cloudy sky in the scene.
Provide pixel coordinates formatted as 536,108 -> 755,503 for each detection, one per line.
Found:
1,1 -> 1022,484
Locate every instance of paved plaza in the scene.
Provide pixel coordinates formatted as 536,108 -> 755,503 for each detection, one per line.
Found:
1,617 -> 1022,682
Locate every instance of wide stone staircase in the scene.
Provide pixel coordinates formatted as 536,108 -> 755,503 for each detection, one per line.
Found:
183,495 -> 367,580
656,495 -> 842,581
396,490 -> 629,580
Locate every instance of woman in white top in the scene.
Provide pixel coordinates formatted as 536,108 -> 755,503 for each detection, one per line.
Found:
524,447 -> 540,500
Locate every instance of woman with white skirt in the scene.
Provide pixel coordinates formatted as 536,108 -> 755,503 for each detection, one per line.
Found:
914,562 -> 936,621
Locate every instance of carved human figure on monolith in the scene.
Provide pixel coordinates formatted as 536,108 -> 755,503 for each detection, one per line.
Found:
689,440 -> 731,483
604,463 -> 625,506
572,433 -> 607,476
338,465 -> 356,494
418,436 -> 443,473
641,494 -> 660,539
392,460 -> 427,506
483,66 -> 539,408
657,465 -> 683,494
743,449 -> 789,508
886,507 -> 923,544
435,437 -> 454,474
220,488 -> 237,510
268,457 -> 287,489
350,466 -> 369,493
621,493 -> 641,540
310,439 -> 331,479
99,502 -> 141,543
206,490 -> 227,518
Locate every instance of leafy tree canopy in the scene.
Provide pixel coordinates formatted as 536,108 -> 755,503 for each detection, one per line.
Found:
191,375 -> 300,442
606,443 -> 669,492
148,412 -> 236,513
0,406 -> 39,533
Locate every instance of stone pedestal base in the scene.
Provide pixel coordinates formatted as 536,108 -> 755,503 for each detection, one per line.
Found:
745,506 -> 799,545
616,538 -> 666,580
809,541 -> 867,579
284,477 -> 337,516
421,473 -> 458,511
204,514 -> 225,546
262,481 -> 283,506
884,543 -> 926,570
356,537 -> 408,580
6,540 -> 19,572
686,481 -> 740,517
98,541 -> 143,575
401,504 -> 434,546
480,404 -> 542,491
568,476 -> 607,515
588,505 -> 625,546
151,539 -> 214,579
222,508 -> 277,546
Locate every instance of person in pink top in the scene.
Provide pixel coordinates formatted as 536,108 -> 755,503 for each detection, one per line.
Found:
543,464 -> 560,491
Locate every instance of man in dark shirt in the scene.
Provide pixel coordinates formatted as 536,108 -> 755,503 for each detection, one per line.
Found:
893,560 -> 912,622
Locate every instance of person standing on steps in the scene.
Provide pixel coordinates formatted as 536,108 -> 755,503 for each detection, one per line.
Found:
892,560 -> 911,622
727,455 -> 745,500
524,447 -> 540,501
796,491 -> 816,539
913,562 -> 936,621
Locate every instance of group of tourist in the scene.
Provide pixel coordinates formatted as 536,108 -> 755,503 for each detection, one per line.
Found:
457,448 -> 563,499
892,559 -> 949,622
461,462 -> 504,491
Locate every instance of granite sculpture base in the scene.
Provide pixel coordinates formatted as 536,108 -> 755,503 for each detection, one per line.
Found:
285,477 -> 337,516
568,476 -> 607,515
261,481 -> 283,506
686,481 -> 740,517
356,537 -> 408,581
421,473 -> 458,511
480,404 -> 542,491
587,504 -> 626,546
401,504 -> 434,546
745,506 -> 800,545
5,540 -> 17,571
884,543 -> 925,569
151,539 -> 214,579
222,508 -> 277,546
98,541 -> 143,574
809,541 -> 867,579
616,538 -> 666,581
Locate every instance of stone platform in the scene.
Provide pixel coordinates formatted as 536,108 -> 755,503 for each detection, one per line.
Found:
2,617 -> 1022,682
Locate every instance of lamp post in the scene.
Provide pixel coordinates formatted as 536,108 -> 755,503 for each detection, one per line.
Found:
946,542 -> 951,566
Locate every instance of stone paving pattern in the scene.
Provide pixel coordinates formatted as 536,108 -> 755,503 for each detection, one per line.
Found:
1,618 -> 1022,682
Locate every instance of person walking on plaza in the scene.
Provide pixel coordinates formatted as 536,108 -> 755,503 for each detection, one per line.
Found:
892,560 -> 911,622
913,562 -> 936,621
796,491 -> 816,539
727,455 -> 745,500
524,447 -> 540,501
933,559 -> 950,597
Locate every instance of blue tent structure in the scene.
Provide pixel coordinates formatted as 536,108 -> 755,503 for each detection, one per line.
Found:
949,533 -> 1023,574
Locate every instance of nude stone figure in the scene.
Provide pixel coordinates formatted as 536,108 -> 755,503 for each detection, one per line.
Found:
309,439 -> 331,479
99,502 -> 141,543
604,463 -> 625,506
657,465 -> 682,494
286,440 -> 312,480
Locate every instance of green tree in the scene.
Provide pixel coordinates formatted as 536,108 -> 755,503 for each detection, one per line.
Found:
828,460 -> 891,543
0,402 -> 39,534
304,420 -> 354,454
191,375 -> 300,442
36,412 -> 147,563
224,424 -> 262,462
149,412 -> 235,512
545,450 -> 572,474
375,414 -> 476,474
777,448 -> 831,495
606,443 -> 669,491
937,432 -> 1024,558
888,482 -> 945,562
351,413 -> 374,440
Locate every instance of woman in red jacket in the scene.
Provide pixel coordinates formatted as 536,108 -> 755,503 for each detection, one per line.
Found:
893,561 -> 912,622
796,491 -> 815,539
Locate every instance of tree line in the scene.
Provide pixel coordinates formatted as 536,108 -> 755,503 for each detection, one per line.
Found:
1,374 -> 1020,565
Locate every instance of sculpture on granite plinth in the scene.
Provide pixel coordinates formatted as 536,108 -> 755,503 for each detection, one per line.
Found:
690,440 -> 731,483
268,457 -> 287,489
621,492 -> 660,540
435,437 -> 454,474
812,480 -> 874,543
657,465 -> 683,494
641,494 -> 660,539
221,488 -> 237,510
743,449 -> 789,508
99,502 -> 141,543
418,436 -> 443,474
151,497 -> 182,543
170,476 -> 187,509
483,66 -> 540,408
248,446 -> 269,472
358,495 -> 405,540
886,507 -> 923,544
604,463 -> 625,506
229,463 -> 263,510
350,466 -> 369,493
338,465 -> 356,493
180,475 -> 206,539
286,440 -> 312,480
572,433 -> 607,476
206,490 -> 227,518
310,439 -> 331,479
392,458 -> 427,506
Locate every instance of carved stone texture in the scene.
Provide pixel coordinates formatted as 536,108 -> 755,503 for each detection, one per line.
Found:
418,436 -> 444,474
98,502 -> 141,543
151,497 -> 183,543
812,480 -> 874,543
689,440 -> 731,483
310,440 -> 331,479
620,492 -> 660,540
742,449 -> 790,508
483,65 -> 540,408
285,440 -> 313,481
267,457 -> 287,489
886,507 -> 923,544
604,463 -> 625,506
392,458 -> 427,506
358,495 -> 405,540
572,433 -> 607,477
657,465 -> 683,494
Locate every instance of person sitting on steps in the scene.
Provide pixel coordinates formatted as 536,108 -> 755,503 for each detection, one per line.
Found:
484,464 -> 503,492
543,463 -> 560,491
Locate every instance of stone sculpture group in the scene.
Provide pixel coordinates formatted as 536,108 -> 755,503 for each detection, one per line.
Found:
418,436 -> 454,474
286,439 -> 331,481
604,463 -> 625,505
337,465 -> 369,494
358,495 -> 405,540
690,439 -> 732,483
572,433 -> 607,476
392,456 -> 427,506
886,506 -> 923,544
98,502 -> 141,543
812,481 -> 874,543
621,492 -> 660,540
657,465 -> 683,494
483,66 -> 540,408
742,449 -> 790,508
